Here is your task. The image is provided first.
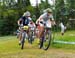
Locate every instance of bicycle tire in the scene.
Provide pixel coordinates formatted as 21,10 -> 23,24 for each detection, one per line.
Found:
39,38 -> 43,49
21,38 -> 24,49
28,31 -> 34,44
21,32 -> 25,49
43,30 -> 52,50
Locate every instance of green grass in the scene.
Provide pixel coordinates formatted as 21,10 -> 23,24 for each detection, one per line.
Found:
54,30 -> 75,42
0,31 -> 75,58
52,30 -> 75,49
0,36 -> 46,58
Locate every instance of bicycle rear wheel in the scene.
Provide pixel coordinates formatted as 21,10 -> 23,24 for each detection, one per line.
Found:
43,29 -> 52,50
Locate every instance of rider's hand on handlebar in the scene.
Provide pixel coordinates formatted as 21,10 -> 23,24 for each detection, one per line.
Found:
18,24 -> 23,27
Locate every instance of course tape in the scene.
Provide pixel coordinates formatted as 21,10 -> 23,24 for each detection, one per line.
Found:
53,40 -> 75,44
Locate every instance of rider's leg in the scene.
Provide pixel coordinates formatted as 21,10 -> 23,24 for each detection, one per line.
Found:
18,32 -> 22,45
18,29 -> 23,45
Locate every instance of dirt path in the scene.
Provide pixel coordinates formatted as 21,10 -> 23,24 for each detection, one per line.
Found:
43,48 -> 75,58
0,48 -> 75,58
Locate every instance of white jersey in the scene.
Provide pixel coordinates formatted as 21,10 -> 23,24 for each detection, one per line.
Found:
28,17 -> 32,21
28,23 -> 36,30
39,12 -> 54,28
40,12 -> 54,22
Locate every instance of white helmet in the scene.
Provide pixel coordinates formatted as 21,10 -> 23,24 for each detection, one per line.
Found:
44,8 -> 52,13
23,11 -> 31,17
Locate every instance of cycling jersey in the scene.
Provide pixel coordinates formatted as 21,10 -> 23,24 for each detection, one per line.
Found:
40,12 -> 54,22
38,12 -> 54,28
19,16 -> 31,26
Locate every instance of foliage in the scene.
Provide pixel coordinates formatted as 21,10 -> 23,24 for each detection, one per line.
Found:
0,0 -> 75,35
39,0 -> 51,14
0,0 -> 35,35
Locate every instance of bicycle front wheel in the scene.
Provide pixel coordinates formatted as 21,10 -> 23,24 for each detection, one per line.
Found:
28,31 -> 34,44
43,30 -> 52,50
21,32 -> 26,49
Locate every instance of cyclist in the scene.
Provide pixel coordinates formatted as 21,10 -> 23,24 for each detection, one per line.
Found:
36,8 -> 56,39
17,11 -> 32,45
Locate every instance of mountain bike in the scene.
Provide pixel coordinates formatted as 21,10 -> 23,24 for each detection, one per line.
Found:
38,21 -> 52,50
20,26 -> 29,49
28,27 -> 35,44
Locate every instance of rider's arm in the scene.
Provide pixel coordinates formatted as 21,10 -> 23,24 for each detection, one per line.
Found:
36,14 -> 44,24
36,18 -> 42,24
50,15 -> 56,25
51,20 -> 56,25
17,18 -> 22,26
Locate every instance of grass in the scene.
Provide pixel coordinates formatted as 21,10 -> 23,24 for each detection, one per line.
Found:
53,30 -> 75,41
52,30 -> 75,49
0,31 -> 75,58
0,36 -> 46,58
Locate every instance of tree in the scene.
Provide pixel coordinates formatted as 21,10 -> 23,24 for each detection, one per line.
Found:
39,0 -> 51,14
55,0 -> 65,22
55,0 -> 75,29
67,0 -> 75,18
0,0 -> 35,35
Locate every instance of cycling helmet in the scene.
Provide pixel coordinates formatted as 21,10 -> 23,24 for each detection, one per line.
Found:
44,8 -> 52,13
23,11 -> 31,17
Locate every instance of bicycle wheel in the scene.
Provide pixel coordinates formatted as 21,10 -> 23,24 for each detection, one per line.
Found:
21,32 -> 26,49
28,30 -> 35,44
28,31 -> 32,44
39,38 -> 43,49
43,29 -> 52,50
